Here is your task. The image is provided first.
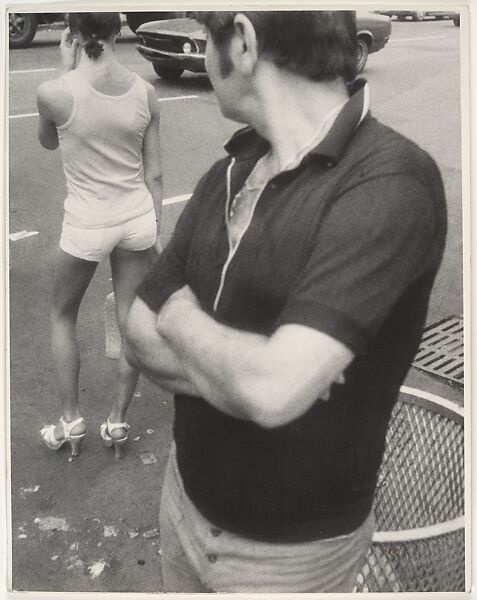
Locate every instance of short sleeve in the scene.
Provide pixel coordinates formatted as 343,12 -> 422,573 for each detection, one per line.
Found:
275,173 -> 439,355
136,170 -> 210,312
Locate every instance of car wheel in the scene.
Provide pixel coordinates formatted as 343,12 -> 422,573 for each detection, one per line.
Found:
153,64 -> 184,80
412,11 -> 426,21
9,13 -> 38,48
453,15 -> 460,26
356,37 -> 369,73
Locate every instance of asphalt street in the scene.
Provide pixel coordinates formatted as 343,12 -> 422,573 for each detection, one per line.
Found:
7,18 -> 465,594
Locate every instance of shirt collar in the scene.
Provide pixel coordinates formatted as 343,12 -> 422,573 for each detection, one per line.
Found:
224,78 -> 371,165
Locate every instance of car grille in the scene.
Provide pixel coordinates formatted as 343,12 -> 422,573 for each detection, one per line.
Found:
140,33 -> 196,53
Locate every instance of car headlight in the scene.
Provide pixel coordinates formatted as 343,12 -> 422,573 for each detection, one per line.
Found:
183,42 -> 193,54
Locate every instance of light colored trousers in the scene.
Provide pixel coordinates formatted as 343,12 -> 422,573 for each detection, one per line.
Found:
159,444 -> 375,593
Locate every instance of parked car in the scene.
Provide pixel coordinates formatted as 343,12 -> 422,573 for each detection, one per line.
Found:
9,13 -> 63,49
136,12 -> 392,80
8,11 -> 185,49
376,10 -> 454,21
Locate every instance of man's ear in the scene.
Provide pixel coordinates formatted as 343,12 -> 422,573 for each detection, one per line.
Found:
229,13 -> 258,75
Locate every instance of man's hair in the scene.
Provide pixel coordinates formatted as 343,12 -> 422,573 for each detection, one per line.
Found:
68,13 -> 121,59
194,11 -> 358,83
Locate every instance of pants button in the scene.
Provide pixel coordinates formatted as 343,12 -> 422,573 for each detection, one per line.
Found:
207,554 -> 218,564
211,528 -> 222,537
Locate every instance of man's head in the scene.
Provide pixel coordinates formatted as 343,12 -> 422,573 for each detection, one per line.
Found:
194,11 -> 358,83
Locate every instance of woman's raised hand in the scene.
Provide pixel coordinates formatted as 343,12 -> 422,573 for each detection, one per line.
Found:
60,27 -> 80,72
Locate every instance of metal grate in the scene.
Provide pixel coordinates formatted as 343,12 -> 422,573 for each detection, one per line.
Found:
355,388 -> 465,592
412,316 -> 464,387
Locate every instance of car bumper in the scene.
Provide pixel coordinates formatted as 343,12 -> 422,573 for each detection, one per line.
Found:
372,34 -> 390,53
136,44 -> 205,73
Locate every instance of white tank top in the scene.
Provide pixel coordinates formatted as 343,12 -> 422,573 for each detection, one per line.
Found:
58,70 -> 154,228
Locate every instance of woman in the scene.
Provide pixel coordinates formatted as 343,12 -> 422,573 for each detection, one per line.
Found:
37,13 -> 162,458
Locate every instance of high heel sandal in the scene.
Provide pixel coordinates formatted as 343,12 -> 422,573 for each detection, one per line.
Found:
100,419 -> 130,459
40,416 -> 86,457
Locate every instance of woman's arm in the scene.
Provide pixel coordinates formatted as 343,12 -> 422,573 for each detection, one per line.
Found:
143,84 -> 163,254
36,28 -> 78,150
36,83 -> 60,150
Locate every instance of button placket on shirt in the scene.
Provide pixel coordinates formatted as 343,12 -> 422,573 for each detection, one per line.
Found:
205,527 -> 222,565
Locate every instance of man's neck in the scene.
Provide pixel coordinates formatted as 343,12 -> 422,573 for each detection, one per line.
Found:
250,66 -> 349,169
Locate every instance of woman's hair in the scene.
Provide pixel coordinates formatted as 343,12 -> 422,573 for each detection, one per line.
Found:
194,11 -> 358,83
67,13 -> 122,59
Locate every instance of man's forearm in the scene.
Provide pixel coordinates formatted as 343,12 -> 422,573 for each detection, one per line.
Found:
127,338 -> 197,396
156,287 -> 352,427
126,297 -> 199,397
156,298 -> 270,422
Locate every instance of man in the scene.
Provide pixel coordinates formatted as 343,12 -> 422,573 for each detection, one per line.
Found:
126,11 -> 447,593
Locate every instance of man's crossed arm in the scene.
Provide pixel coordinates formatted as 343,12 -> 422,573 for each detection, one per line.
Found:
126,286 -> 353,429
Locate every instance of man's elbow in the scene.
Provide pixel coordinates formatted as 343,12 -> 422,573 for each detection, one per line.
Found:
237,380 -> 300,429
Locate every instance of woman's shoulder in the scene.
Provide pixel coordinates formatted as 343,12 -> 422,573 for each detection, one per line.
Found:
37,75 -> 74,124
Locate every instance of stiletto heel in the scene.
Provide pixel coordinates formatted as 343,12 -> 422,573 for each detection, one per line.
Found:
113,438 -> 127,459
100,419 -> 130,459
41,416 -> 86,458
69,436 -> 84,457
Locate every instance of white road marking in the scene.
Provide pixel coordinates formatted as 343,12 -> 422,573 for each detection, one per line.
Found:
9,230 -> 39,241
389,35 -> 447,43
9,112 -> 38,119
158,94 -> 198,102
10,68 -> 56,74
163,193 -> 191,206
9,95 -> 199,120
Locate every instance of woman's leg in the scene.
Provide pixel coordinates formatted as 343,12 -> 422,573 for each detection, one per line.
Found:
108,246 -> 153,440
51,249 -> 97,439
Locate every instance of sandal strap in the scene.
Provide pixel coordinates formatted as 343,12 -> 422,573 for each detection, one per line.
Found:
107,418 -> 130,434
60,416 -> 85,438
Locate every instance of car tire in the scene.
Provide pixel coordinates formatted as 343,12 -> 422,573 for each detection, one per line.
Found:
9,13 -> 38,49
356,37 -> 369,73
153,64 -> 184,80
412,11 -> 426,21
453,15 -> 460,26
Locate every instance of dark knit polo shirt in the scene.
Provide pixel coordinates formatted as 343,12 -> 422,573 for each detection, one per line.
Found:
137,80 -> 447,542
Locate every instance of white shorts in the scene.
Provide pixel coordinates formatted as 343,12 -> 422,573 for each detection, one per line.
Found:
60,210 -> 157,263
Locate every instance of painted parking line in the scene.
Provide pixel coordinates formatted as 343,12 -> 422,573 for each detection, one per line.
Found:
9,112 -> 39,119
163,193 -> 192,206
9,95 -> 199,120
389,35 -> 447,43
158,95 -> 198,103
10,68 -> 57,74
9,230 -> 39,241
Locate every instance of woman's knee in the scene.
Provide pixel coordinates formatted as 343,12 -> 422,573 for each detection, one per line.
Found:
51,299 -> 80,324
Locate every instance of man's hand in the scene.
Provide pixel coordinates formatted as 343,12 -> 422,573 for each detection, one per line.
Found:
320,372 -> 345,401
60,27 -> 80,72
